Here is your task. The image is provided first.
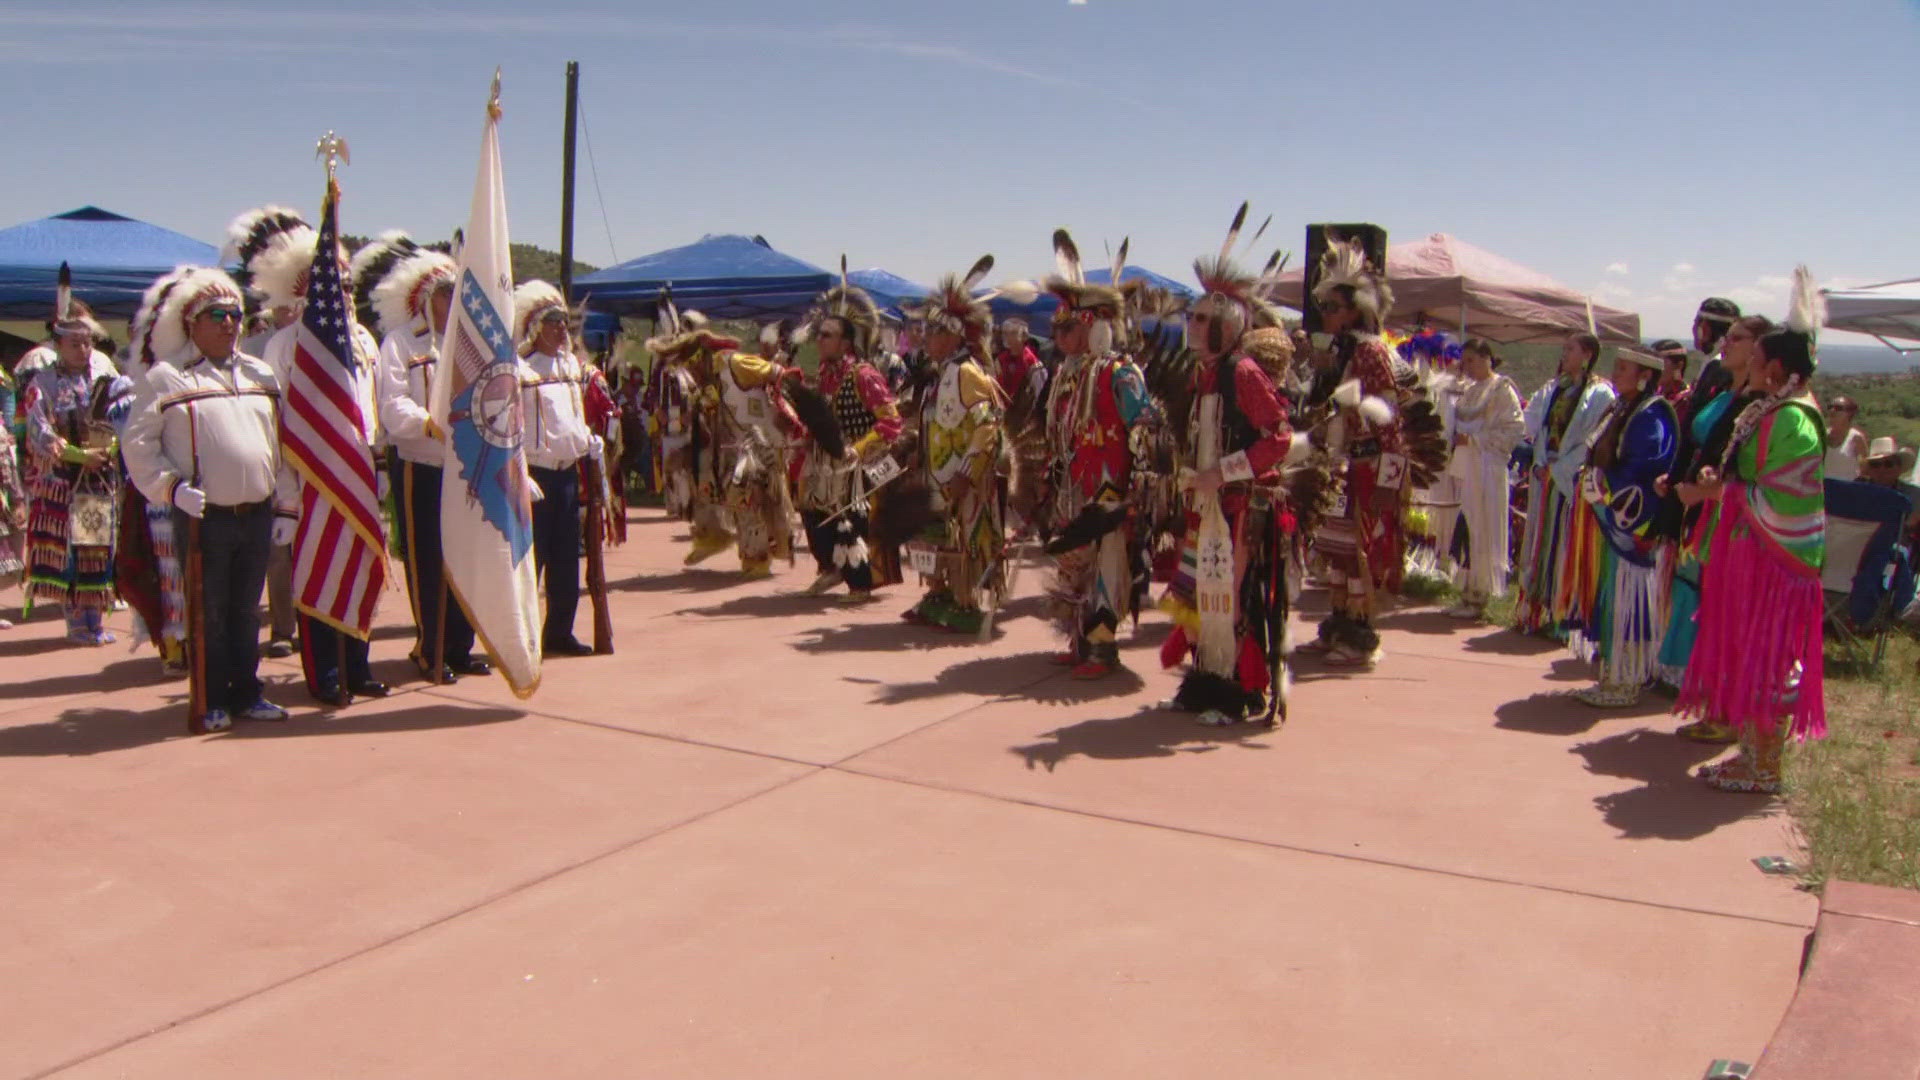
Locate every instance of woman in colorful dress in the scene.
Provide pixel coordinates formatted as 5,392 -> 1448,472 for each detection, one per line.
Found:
1676,270 -> 1827,794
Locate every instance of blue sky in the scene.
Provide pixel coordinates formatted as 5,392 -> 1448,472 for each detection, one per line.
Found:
3,0 -> 1916,338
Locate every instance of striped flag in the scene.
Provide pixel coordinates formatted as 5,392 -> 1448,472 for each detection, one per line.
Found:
284,180 -> 386,636
429,75 -> 542,697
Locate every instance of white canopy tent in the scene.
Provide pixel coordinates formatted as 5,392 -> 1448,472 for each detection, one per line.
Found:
1823,278 -> 1920,352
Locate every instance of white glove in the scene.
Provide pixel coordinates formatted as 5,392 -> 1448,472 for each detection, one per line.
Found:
272,517 -> 298,546
173,484 -> 207,519
529,476 -> 546,502
377,471 -> 391,502
587,434 -> 605,463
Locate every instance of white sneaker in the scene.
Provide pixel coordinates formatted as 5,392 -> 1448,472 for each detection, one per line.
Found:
1443,602 -> 1483,620
196,709 -> 232,733
236,699 -> 290,722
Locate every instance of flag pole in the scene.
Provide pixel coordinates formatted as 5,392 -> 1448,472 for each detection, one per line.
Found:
560,61 -> 578,304
316,132 -> 355,704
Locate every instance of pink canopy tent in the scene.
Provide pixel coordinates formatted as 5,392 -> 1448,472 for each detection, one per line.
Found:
1267,232 -> 1641,344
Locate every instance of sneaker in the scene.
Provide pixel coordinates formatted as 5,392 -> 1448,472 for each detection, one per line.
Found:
236,699 -> 290,722
1443,602 -> 1483,620
192,708 -> 232,734
265,638 -> 295,659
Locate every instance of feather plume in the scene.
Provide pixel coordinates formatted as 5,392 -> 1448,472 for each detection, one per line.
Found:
784,378 -> 845,458
1241,213 -> 1272,257
1787,264 -> 1823,336
1357,395 -> 1394,427
1110,236 -> 1128,287
961,254 -> 995,291
1052,229 -> 1082,286
1217,201 -> 1249,267
1331,379 -> 1363,408
995,279 -> 1042,306
56,261 -> 71,322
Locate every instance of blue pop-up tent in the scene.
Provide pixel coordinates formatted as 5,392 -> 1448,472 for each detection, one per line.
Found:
848,268 -> 928,318
0,206 -> 221,320
571,234 -> 832,320
985,264 -> 1197,338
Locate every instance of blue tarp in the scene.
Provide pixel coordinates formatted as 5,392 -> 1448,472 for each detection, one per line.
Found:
984,264 -> 1197,338
848,268 -> 928,317
0,206 -> 221,320
571,234 -> 832,320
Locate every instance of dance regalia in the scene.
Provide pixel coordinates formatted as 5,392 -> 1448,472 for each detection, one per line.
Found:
1045,350 -> 1153,669
1159,351 -> 1297,722
1449,372 -> 1526,605
903,353 -> 1005,634
22,355 -> 124,636
647,358 -> 699,519
1308,331 -> 1403,653
1513,374 -> 1615,635
1656,388 -> 1744,672
695,351 -> 798,576
1576,387 -> 1678,700
796,355 -> 903,592
1677,392 -> 1826,739
579,361 -> 626,546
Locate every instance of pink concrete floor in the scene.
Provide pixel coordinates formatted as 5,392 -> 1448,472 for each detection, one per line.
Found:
0,508 -> 1816,1079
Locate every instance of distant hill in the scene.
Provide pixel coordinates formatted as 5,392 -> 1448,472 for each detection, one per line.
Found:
340,235 -> 597,288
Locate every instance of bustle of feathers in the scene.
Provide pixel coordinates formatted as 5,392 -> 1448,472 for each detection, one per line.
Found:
371,250 -> 456,338
511,280 -> 567,346
138,266 -> 244,369
223,205 -> 316,310
871,427 -> 938,547
349,231 -> 420,330
783,378 -> 845,459
1284,450 -> 1340,549
1400,396 -> 1451,488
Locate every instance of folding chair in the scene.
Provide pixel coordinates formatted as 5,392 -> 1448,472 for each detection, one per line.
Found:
1819,479 -> 1912,671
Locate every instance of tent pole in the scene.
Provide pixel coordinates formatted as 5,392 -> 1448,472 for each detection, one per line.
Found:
560,60 -> 579,303
1459,301 -> 1468,337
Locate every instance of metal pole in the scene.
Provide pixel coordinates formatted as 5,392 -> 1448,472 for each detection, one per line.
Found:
560,60 -> 579,303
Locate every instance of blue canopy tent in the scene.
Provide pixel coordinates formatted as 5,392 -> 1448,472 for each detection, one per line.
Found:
847,268 -> 928,318
0,206 -> 221,320
570,234 -> 832,320
984,264 -> 1197,339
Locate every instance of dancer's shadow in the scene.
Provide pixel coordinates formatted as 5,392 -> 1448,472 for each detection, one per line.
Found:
609,568 -> 750,595
221,702 -> 523,740
1573,728 -> 1775,839
1011,705 -> 1274,771
676,592 -> 841,619
0,656 -> 172,702
792,619 -> 1005,654
1461,628 -> 1560,656
1544,657 -> 1593,683
867,654 -> 1146,707
1493,691 -> 1665,735
1371,609 -> 1458,636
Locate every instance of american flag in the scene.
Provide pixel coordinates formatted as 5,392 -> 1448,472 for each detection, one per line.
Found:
283,182 -> 386,636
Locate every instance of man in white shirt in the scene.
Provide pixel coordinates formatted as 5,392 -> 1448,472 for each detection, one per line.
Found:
514,281 -> 599,657
122,268 -> 292,734
364,239 -> 490,683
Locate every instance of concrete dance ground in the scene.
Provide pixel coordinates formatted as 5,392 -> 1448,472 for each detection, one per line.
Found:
1,508 -> 1815,1078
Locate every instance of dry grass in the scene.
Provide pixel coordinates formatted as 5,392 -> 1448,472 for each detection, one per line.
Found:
1786,633 -> 1920,892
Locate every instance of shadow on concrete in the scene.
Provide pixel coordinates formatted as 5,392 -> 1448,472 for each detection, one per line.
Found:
0,703 -> 191,756
219,702 -> 524,740
1492,690 -> 1666,735
0,656 -> 171,702
0,629 -> 84,661
790,619 -> 1006,654
676,592 -> 843,619
1461,627 -> 1562,656
867,653 -> 1146,708
608,568 -> 748,595
1572,728 -> 1776,839
1544,657 -> 1594,683
1372,609 -> 1459,636
1010,705 -> 1274,771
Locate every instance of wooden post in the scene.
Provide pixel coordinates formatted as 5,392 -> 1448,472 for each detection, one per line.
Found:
559,61 -> 579,304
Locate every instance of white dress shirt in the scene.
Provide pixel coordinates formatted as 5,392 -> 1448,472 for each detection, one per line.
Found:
519,348 -> 591,470
376,323 -> 446,467
123,352 -> 283,509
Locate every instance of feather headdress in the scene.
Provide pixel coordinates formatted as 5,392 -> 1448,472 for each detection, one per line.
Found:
1310,234 -> 1393,329
223,205 -> 316,310
349,230 -> 420,330
50,261 -> 104,340
370,249 -> 456,339
644,287 -> 737,360
134,265 -> 244,369
793,256 -> 883,358
908,254 -> 997,359
1041,228 -> 1126,356
512,280 -> 568,347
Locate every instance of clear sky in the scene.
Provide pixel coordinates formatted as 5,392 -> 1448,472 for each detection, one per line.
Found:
3,0 -> 1916,338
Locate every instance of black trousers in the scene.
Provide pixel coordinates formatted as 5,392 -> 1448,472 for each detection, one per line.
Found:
392,458 -> 477,666
176,502 -> 271,713
298,614 -> 372,696
530,464 -> 582,647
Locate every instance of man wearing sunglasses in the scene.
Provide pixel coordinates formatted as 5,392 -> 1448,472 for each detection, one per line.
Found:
124,268 -> 292,734
513,281 -> 600,657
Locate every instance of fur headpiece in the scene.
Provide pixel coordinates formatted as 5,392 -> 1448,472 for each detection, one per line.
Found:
1310,234 -> 1393,329
793,256 -> 883,359
370,249 -> 457,338
223,205 -> 316,310
134,265 -> 245,369
512,280 -> 568,348
349,230 -> 420,329
909,254 -> 996,358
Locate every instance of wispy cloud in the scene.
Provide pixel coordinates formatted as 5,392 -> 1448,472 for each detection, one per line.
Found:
1604,261 -> 1629,275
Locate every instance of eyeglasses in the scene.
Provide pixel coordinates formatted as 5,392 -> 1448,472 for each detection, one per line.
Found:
198,307 -> 244,323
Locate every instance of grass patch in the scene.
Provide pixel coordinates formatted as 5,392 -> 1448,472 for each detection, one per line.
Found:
1787,632 -> 1920,892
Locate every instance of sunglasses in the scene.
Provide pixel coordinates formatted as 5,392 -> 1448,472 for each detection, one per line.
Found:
198,307 -> 244,323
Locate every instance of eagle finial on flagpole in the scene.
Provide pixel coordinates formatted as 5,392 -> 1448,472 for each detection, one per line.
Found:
488,68 -> 503,120
315,130 -> 350,182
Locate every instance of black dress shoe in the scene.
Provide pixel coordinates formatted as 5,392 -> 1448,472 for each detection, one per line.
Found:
544,638 -> 596,657
410,652 -> 461,684
349,679 -> 391,698
314,681 -> 352,707
448,655 -> 492,677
